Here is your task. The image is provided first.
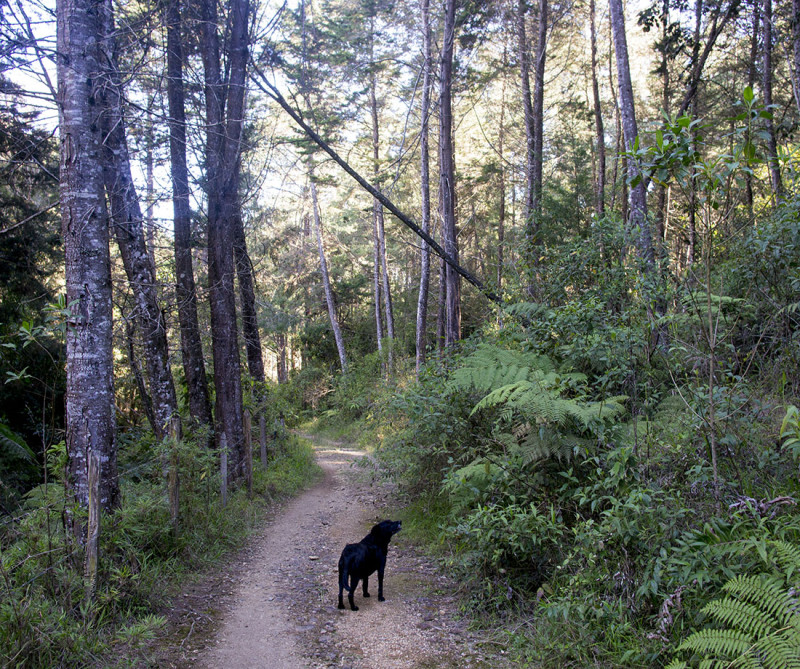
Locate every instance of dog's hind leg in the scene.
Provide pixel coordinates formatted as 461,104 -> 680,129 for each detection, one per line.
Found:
362,575 -> 370,597
348,574 -> 359,611
337,564 -> 346,609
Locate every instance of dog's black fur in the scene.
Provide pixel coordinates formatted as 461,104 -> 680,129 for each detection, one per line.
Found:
337,520 -> 402,611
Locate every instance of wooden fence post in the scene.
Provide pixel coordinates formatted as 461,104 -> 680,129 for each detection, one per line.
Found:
244,409 -> 253,497
259,414 -> 268,467
168,415 -> 181,534
84,450 -> 100,609
220,432 -> 228,508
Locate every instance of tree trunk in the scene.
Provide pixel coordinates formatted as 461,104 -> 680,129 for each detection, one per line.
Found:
608,0 -> 653,268
416,0 -> 432,376
234,211 -> 266,383
369,26 -> 394,367
746,0 -> 760,219
497,54 -> 507,304
440,0 -> 460,346
311,179 -> 347,373
763,0 -> 784,199
590,0 -> 605,218
165,0 -> 212,430
200,0 -> 248,477
372,204 -> 384,353
794,0 -> 800,115
532,0 -> 548,224
99,5 -> 180,441
57,0 -> 119,518
518,0 -> 535,228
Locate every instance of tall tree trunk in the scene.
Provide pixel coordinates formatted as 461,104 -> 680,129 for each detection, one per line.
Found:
746,0 -> 760,218
310,179 -> 347,373
794,0 -> 800,115
531,0 -> 548,224
590,0 -> 606,218
372,206 -> 384,352
234,211 -> 266,383
497,56 -> 507,301
165,0 -> 212,429
653,0 -> 669,253
99,0 -> 180,442
415,0 -> 432,377
276,332 -> 288,383
368,24 -> 395,366
144,111 -> 157,272
440,0 -> 460,346
763,0 -> 784,199
200,0 -> 248,477
57,0 -> 119,518
608,0 -> 653,268
518,0 -> 536,282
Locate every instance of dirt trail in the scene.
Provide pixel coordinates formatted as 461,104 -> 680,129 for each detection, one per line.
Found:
163,436 -> 500,669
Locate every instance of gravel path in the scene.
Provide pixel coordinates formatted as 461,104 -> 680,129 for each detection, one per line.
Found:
159,435 -> 503,669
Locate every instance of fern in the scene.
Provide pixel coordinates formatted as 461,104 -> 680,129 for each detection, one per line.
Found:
0,422 -> 35,464
668,544 -> 800,668
448,344 -> 558,393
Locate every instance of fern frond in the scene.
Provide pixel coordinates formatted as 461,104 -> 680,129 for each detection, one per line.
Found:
723,575 -> 794,626
678,628 -> 754,659
702,598 -> 774,639
448,344 -> 556,395
772,540 -> 800,581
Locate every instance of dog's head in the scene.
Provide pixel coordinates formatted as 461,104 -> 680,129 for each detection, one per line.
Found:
370,519 -> 402,542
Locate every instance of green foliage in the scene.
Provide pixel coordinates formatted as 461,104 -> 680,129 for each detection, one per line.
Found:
667,541 -> 800,669
0,432 -> 320,667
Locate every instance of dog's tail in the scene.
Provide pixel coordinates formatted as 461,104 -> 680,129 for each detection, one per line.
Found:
338,559 -> 355,594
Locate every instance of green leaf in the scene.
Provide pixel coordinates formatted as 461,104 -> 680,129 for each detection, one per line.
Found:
743,86 -> 754,103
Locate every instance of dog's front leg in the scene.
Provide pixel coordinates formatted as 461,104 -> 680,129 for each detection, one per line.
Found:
362,575 -> 370,597
377,558 -> 386,601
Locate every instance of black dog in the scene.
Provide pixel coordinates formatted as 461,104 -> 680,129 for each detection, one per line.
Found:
337,519 -> 402,611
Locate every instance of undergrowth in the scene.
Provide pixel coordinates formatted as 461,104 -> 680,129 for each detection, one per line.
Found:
0,432 -> 319,668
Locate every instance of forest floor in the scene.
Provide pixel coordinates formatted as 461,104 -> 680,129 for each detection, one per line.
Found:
152,434 -> 509,669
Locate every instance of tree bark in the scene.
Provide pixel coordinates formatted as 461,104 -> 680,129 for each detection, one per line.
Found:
234,211 -> 266,383
57,0 -> 118,516
99,2 -> 180,441
794,0 -> 800,115
518,0 -> 535,227
440,0 -> 460,346
416,0 -> 432,376
165,0 -> 212,430
310,179 -> 347,373
200,0 -> 248,477
608,0 -> 653,268
746,0 -> 760,218
762,0 -> 784,199
369,25 -> 394,367
590,0 -> 605,218
531,0 -> 548,223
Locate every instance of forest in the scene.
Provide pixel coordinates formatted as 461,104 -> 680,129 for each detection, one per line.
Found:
1,0 -> 800,663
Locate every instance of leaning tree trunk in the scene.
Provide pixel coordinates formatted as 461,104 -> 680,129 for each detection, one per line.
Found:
99,1 -> 180,441
440,0 -> 460,347
57,0 -> 119,520
415,0 -> 432,376
311,179 -> 348,373
608,0 -> 653,268
165,0 -> 212,430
